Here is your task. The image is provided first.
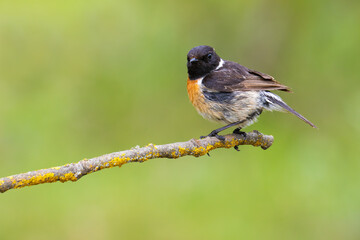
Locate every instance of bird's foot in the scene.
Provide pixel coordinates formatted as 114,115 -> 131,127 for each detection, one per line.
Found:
233,128 -> 247,137
232,128 -> 246,151
200,130 -> 225,141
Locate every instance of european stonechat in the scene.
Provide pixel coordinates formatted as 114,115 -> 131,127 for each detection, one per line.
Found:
186,45 -> 316,140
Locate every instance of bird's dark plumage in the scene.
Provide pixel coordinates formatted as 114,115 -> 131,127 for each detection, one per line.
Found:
202,61 -> 291,92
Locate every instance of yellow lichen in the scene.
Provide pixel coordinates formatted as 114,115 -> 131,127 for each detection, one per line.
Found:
11,177 -> 17,185
14,173 -> 57,189
178,147 -> 189,156
152,152 -> 160,158
0,180 -> 4,186
171,151 -> 179,158
253,139 -> 262,146
192,146 -> 207,157
59,173 -> 78,182
205,144 -> 215,152
104,156 -> 132,168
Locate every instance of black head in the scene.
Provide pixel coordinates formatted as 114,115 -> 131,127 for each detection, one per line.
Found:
187,45 -> 221,80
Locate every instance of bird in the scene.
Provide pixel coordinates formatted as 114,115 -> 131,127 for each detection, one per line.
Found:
186,45 -> 317,141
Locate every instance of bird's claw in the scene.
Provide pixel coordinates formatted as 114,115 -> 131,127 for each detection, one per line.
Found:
234,145 -> 240,151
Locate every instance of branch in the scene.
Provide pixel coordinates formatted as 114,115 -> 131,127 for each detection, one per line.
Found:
0,130 -> 273,193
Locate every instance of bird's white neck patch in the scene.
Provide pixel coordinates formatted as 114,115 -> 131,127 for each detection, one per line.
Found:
215,59 -> 225,70
196,59 -> 224,87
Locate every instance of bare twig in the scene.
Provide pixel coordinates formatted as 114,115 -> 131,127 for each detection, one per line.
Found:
0,131 -> 273,193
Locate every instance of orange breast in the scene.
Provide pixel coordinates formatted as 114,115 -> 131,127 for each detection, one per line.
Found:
187,77 -> 227,123
187,78 -> 208,114
187,78 -> 200,104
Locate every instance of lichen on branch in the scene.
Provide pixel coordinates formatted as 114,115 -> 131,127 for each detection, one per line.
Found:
0,130 -> 273,193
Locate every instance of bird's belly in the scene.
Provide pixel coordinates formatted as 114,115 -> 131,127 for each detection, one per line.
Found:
187,80 -> 262,127
209,91 -> 261,124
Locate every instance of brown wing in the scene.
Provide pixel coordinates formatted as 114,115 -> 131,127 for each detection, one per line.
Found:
202,61 -> 291,92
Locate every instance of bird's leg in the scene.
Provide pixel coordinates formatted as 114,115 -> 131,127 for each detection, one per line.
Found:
200,120 -> 245,141
200,129 -> 225,141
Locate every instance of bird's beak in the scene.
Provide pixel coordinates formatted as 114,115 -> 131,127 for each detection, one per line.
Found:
189,58 -> 198,63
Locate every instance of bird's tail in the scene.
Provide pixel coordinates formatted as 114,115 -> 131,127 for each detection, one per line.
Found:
262,91 -> 317,128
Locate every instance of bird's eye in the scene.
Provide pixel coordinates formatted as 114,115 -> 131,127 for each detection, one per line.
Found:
207,53 -> 212,60
187,56 -> 190,62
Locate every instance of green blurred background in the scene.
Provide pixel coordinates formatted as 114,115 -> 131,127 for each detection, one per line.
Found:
0,0 -> 359,239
